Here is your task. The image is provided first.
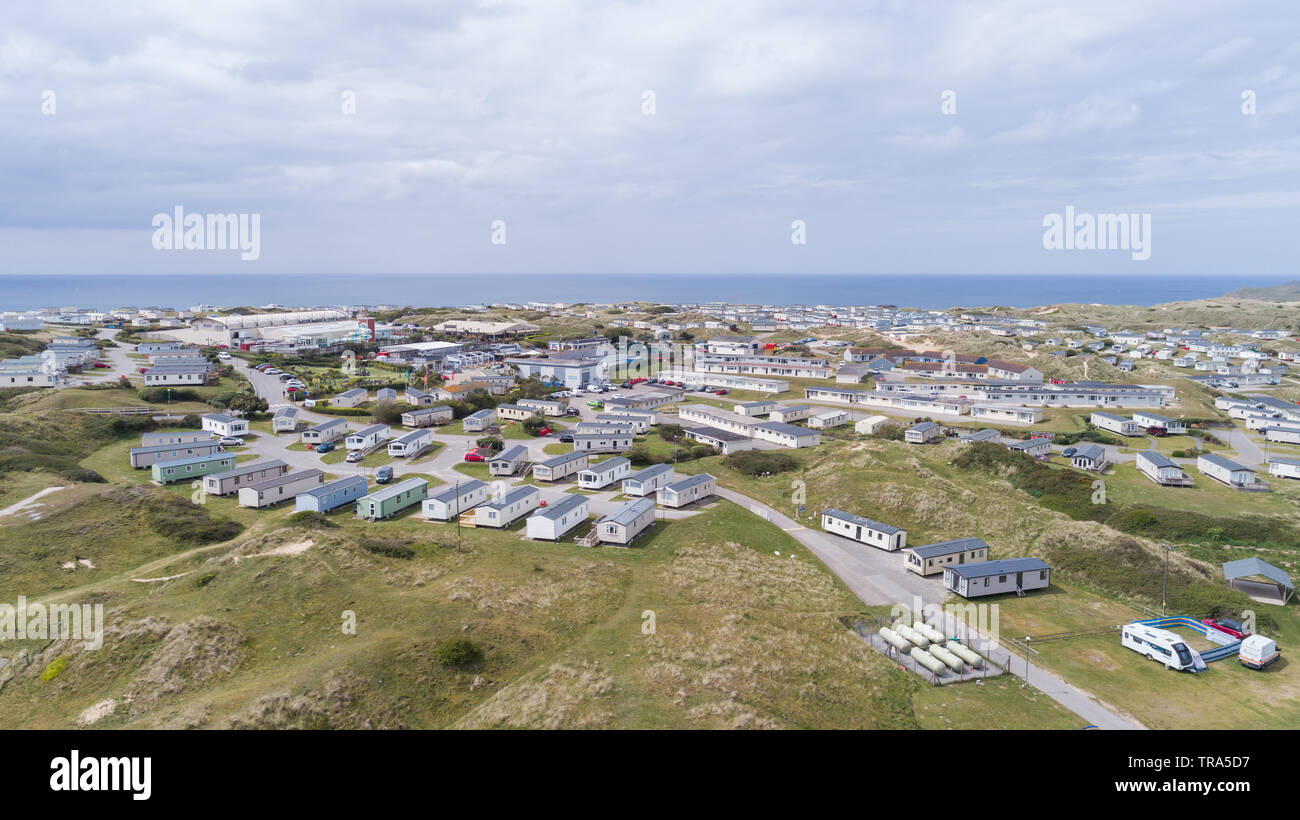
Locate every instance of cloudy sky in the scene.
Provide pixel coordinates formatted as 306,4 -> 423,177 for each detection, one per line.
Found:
1,0 -> 1297,276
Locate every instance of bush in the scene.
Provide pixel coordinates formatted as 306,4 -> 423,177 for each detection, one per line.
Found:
723,450 -> 798,476
657,424 -> 685,443
434,638 -> 483,667
287,510 -> 338,529
372,402 -> 415,425
40,657 -> 68,682
140,494 -> 243,546
362,538 -> 415,559
138,387 -> 202,404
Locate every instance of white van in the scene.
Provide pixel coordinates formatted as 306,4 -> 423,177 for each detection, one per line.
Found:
1121,624 -> 1197,671
1239,635 -> 1280,670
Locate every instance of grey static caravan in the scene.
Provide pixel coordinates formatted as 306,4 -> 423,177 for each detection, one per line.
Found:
388,428 -> 433,458
346,424 -> 391,451
272,407 -> 301,432
595,413 -> 652,434
489,444 -> 529,476
518,399 -> 566,417
1197,453 -> 1262,489
404,387 -> 435,406
1090,412 -> 1141,436
734,399 -> 776,416
622,463 -> 675,497
959,428 -> 1000,443
904,421 -> 941,444
598,409 -> 658,429
473,485 -> 541,528
201,413 -> 249,438
532,451 -> 588,482
1136,451 -> 1194,486
525,494 -> 591,541
657,473 -> 717,508
294,475 -> 369,513
1264,427 -> 1300,445
769,404 -> 813,423
140,430 -> 216,447
462,408 -> 497,432
1006,438 -> 1051,457
129,441 -> 225,469
238,469 -> 326,508
572,432 -> 633,454
574,421 -> 635,437
685,426 -> 753,455
1268,457 -> 1300,480
1070,443 -> 1108,472
944,557 -> 1052,599
333,388 -> 368,408
595,496 -> 657,546
820,508 -> 907,551
202,459 -> 289,496
1131,411 -> 1186,434
401,406 -> 454,427
421,479 -> 489,521
903,537 -> 990,576
577,456 -> 632,490
970,404 -> 1044,424
807,409 -> 848,430
302,417 -> 348,445
753,421 -> 821,448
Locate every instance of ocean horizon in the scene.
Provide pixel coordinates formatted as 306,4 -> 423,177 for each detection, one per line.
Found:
0,273 -> 1285,312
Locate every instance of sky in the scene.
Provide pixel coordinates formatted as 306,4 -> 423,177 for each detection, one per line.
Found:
1,0 -> 1297,277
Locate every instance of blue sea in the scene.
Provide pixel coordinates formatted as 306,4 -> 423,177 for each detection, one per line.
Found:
0,273 -> 1285,312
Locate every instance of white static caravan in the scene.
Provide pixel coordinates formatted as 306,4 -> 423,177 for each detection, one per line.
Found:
657,473 -> 717,509
734,399 -> 776,416
943,557 -> 1052,599
333,388 -> 368,408
572,431 -> 634,454
970,404 -> 1044,424
202,459 -> 289,496
525,494 -> 591,541
474,485 -> 541,528
1264,427 -> 1300,445
820,508 -> 906,551
238,469 -> 326,508
753,421 -> 821,448
595,413 -> 651,434
489,444 -> 529,477
422,480 -> 489,521
388,428 -> 433,458
201,413 -> 249,439
140,430 -> 216,447
1121,623 -> 1198,672
685,426 -> 753,455
595,496 -> 657,546
904,421 -> 941,444
302,417 -> 348,445
345,423 -> 391,451
854,415 -> 891,435
496,403 -> 541,422
518,399 -> 566,417
1196,453 -> 1260,489
1090,412 -> 1141,436
532,451 -> 588,482
1268,457 -> 1300,481
462,408 -> 497,432
401,406 -> 454,427
903,537 -> 990,577
1006,438 -> 1051,457
622,463 -> 675,497
577,456 -> 632,490
770,404 -> 813,424
807,409 -> 848,430
1131,411 -> 1186,434
272,407 -> 301,433
295,475 -> 369,513
1136,451 -> 1194,486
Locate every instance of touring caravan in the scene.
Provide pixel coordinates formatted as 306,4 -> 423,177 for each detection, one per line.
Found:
1121,623 -> 1198,672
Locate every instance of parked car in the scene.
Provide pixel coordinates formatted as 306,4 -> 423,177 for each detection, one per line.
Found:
219,437 -> 245,446
217,352 -> 231,360
1203,618 -> 1250,640
586,400 -> 603,409
564,407 -> 580,416
463,452 -> 485,462
1062,447 -> 1078,457
559,434 -> 574,443
1146,426 -> 1167,437
345,450 -> 364,463
586,384 -> 603,393
92,361 -> 111,368
713,389 -> 728,395
316,442 -> 336,454
376,466 -> 393,483
279,373 -> 293,381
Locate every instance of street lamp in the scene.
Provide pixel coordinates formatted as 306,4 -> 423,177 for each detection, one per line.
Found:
1160,541 -> 1176,615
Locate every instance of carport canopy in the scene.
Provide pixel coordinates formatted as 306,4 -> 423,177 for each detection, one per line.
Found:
1222,557 -> 1294,604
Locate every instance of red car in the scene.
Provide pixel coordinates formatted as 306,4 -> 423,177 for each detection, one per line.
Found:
93,361 -> 111,368
463,452 -> 485,462
713,389 -> 728,395
1203,618 -> 1249,640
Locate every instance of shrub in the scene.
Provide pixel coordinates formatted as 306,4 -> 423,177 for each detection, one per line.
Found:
723,450 -> 798,476
140,494 -> 243,546
139,387 -> 202,404
657,424 -> 685,442
287,510 -> 338,529
362,538 -> 414,559
434,638 -> 483,667
40,657 -> 68,682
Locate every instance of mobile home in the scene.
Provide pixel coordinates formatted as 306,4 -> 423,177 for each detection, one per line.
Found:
201,413 -> 249,439
140,430 -> 216,447
1131,411 -> 1186,434
770,404 -> 813,424
1136,451 -> 1193,486
577,456 -> 632,490
854,415 -> 891,435
489,444 -> 529,476
657,473 -> 717,508
294,475 -> 369,513
807,409 -> 849,430
595,496 -> 657,546
202,459 -> 289,496
820,508 -> 906,551
572,431 -> 633,454
272,407 -> 301,432
525,494 -> 591,541
532,451 -> 588,482
401,406 -> 454,427
151,453 -> 237,483
238,469 -> 326,508
497,403 -> 540,422
333,388 -> 368,408
1197,453 -> 1261,489
943,557 -> 1051,599
345,424 -> 391,451
388,428 -> 433,458
903,537 -> 990,576
1090,412 -> 1141,436
462,408 -> 497,432
474,485 -> 541,528
302,417 -> 348,445
421,480 -> 489,521
518,399 -> 566,417
622,463 -> 676,497
1268,457 -> 1300,481
356,477 -> 429,520
130,441 -> 225,469
904,421 -> 941,444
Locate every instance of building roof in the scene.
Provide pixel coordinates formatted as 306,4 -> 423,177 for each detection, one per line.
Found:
154,453 -> 234,468
1072,443 -> 1106,461
599,496 -> 656,527
583,456 -> 630,475
572,432 -> 631,441
738,400 -> 775,408
822,507 -> 902,535
755,420 -> 817,437
348,424 -> 388,438
1091,411 -> 1131,422
1137,451 -> 1181,470
530,493 -> 588,521
492,444 -> 528,462
907,421 -> 940,433
361,476 -> 428,502
404,405 -> 452,416
308,417 -> 347,431
208,459 -> 286,480
663,473 -> 715,493
538,451 -> 587,467
273,406 -> 298,418
203,413 -> 237,424
336,388 -> 366,398
427,479 -> 487,502
688,426 -> 749,443
246,469 -> 324,491
465,408 -> 496,420
392,428 -> 430,445
774,404 -> 812,414
482,485 -> 539,509
1269,456 -> 1300,467
960,428 -> 1000,442
626,463 -> 673,482
908,537 -> 989,559
1222,557 -> 1293,590
946,557 -> 1051,579
1007,438 -> 1047,451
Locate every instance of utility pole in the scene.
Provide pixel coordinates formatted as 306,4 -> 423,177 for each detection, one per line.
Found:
455,479 -> 462,552
1161,542 -> 1172,615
